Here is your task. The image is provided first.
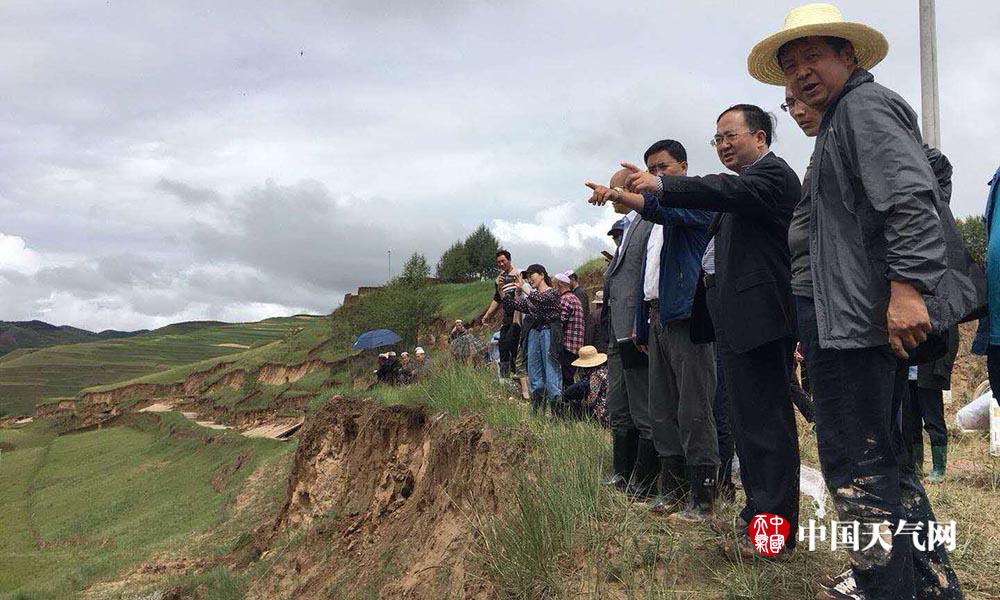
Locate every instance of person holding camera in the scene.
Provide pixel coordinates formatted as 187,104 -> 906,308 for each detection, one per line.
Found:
482,249 -> 523,377
499,264 -> 562,415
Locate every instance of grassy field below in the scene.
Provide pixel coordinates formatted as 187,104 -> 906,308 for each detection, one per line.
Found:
0,413 -> 292,600
0,317 -> 315,417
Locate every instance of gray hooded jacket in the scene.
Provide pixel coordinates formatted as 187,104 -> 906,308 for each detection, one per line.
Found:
808,69 -> 983,350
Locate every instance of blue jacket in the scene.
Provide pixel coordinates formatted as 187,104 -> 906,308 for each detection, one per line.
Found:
971,165 -> 1000,354
634,193 -> 713,344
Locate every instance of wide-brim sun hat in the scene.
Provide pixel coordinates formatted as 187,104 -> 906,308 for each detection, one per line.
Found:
748,3 -> 888,86
572,345 -> 608,368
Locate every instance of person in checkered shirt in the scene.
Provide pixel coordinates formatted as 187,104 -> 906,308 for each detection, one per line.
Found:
554,272 -> 585,388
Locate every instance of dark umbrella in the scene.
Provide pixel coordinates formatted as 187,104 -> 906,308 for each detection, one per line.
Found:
352,328 -> 403,350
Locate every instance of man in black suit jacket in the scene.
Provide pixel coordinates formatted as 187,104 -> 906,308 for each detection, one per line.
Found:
614,104 -> 801,557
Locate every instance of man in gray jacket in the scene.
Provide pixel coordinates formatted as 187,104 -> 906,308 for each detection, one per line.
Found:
750,5 -> 963,599
599,170 -> 657,498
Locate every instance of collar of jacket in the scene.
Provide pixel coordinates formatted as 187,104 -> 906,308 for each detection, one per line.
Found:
818,67 -> 874,132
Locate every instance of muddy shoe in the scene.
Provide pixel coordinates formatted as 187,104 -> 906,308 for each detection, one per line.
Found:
924,445 -> 947,484
600,472 -> 627,488
819,568 -> 852,590
650,456 -> 686,514
668,465 -> 715,523
709,515 -> 748,536
815,574 -> 864,599
722,532 -> 795,562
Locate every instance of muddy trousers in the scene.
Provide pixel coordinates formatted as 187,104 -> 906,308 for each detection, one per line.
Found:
796,296 -> 962,600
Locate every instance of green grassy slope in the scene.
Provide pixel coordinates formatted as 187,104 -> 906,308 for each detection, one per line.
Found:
0,416 -> 291,599
5,281 -> 491,420
436,281 -> 495,324
0,317 -> 314,416
80,314 -> 351,417
80,283 -> 493,414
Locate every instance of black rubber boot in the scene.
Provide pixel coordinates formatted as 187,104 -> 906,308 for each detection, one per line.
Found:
650,456 -> 687,514
530,389 -> 545,415
670,465 -> 717,522
911,443 -> 925,477
550,395 -> 565,418
717,457 -> 736,502
601,429 -> 638,489
627,438 -> 660,500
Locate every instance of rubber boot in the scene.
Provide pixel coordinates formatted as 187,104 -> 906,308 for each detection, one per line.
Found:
717,457 -> 736,502
650,456 -> 686,514
669,465 -> 716,523
627,438 -> 659,500
911,443 -> 924,478
601,429 -> 638,490
925,445 -> 947,484
550,395 -> 565,419
530,389 -> 545,415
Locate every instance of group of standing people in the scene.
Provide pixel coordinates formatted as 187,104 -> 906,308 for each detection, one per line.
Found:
480,249 -> 608,417
577,5 -> 983,599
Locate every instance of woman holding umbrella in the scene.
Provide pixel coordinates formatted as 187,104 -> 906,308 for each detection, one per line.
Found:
499,264 -> 563,415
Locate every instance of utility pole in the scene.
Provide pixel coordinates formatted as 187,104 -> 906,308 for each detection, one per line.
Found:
919,0 -> 941,148
387,248 -> 392,282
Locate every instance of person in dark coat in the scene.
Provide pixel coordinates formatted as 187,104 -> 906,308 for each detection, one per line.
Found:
586,291 -> 608,353
589,103 -> 802,555
751,4 -> 964,598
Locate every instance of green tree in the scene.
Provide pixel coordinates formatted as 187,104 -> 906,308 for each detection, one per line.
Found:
956,215 -> 986,266
436,241 -> 471,283
398,252 -> 431,285
464,224 -> 501,280
336,279 -> 441,346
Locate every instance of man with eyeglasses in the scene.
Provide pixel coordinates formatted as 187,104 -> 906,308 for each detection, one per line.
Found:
749,4 -> 980,598
587,104 -> 801,556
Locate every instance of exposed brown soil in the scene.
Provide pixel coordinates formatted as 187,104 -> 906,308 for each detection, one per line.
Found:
203,369 -> 247,394
256,360 -> 330,385
245,396 -> 521,599
951,321 -> 988,404
77,382 -> 183,407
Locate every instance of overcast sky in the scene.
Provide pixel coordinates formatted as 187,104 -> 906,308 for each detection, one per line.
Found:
1,0 -> 997,331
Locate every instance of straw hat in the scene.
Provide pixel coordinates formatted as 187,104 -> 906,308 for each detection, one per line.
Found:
748,3 -> 888,86
572,345 -> 608,368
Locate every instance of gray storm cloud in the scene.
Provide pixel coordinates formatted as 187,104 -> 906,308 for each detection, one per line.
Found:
0,0 -> 995,330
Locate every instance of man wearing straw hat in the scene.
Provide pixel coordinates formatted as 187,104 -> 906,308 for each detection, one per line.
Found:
749,4 -> 962,599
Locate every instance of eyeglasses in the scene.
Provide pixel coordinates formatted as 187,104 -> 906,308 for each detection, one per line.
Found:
710,130 -> 756,147
646,161 -> 678,174
780,99 -> 799,113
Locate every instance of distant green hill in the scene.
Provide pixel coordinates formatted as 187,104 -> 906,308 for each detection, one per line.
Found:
74,282 -> 496,421
0,317 -> 317,416
0,320 -> 143,355
0,279 -> 498,419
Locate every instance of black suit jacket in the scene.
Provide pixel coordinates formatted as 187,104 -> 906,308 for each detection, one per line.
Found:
657,152 -> 800,353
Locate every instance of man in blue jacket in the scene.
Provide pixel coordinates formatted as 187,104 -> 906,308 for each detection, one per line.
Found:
978,168 -> 1000,398
596,139 -> 719,521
